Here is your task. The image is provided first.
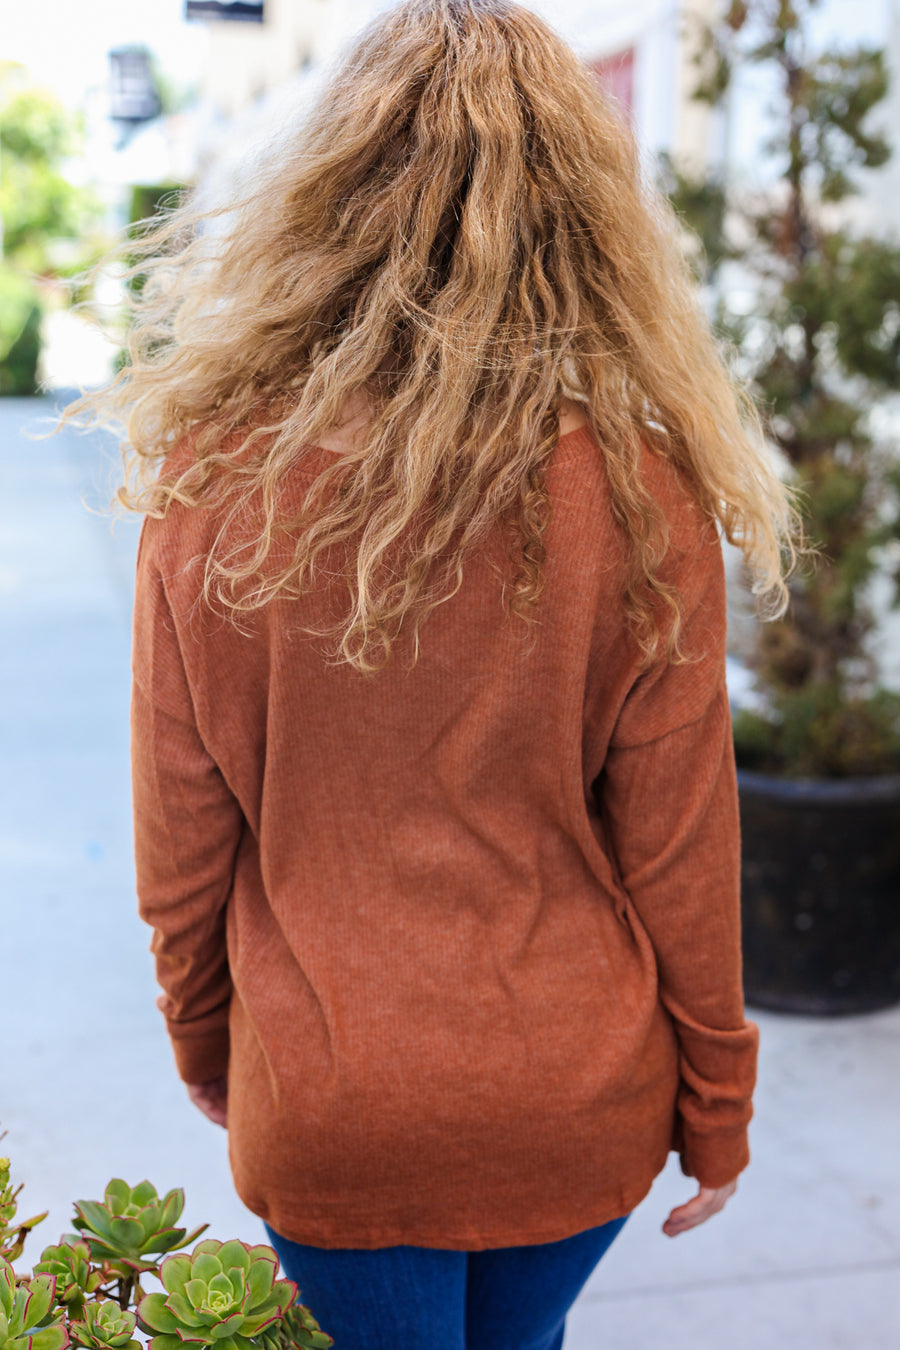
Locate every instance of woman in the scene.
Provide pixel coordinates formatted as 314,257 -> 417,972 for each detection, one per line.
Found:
69,1 -> 795,1345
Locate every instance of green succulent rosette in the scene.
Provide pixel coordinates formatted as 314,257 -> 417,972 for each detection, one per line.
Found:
136,1240 -> 297,1350
0,1258 -> 69,1350
33,1243 -> 101,1312
72,1182 -> 207,1275
256,1303 -> 332,1350
69,1301 -> 139,1350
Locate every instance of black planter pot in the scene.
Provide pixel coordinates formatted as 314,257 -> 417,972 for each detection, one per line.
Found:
738,768 -> 900,1015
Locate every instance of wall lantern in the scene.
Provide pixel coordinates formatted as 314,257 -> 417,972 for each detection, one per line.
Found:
108,47 -> 161,125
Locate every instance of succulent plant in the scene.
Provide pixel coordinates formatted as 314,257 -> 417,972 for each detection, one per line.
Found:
0,1258 -> 69,1350
0,1158 -> 331,1350
0,1160 -> 47,1264
32,1244 -> 101,1316
72,1182 -> 207,1275
0,1164 -> 15,1233
68,1302 -> 140,1350
136,1240 -> 297,1350
256,1303 -> 332,1350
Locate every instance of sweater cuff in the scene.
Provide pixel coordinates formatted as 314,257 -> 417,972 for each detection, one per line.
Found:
678,1124 -> 751,1189
167,1020 -> 231,1085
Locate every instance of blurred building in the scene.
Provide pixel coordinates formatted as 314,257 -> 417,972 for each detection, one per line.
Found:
194,0 -> 721,175
195,0 -> 325,117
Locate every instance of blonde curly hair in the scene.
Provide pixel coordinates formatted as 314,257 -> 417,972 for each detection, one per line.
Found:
65,0 -> 795,671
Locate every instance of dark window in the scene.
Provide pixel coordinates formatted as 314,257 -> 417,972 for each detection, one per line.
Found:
185,1 -> 265,21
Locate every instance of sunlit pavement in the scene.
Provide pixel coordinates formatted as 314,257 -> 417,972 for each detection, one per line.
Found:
3,395 -> 899,1348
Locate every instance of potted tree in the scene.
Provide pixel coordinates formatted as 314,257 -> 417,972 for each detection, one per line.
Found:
666,0 -> 900,1013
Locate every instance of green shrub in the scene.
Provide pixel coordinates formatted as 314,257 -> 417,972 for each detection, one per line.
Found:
0,264 -> 41,395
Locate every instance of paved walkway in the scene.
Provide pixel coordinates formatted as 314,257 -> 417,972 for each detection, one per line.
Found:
3,396 -> 898,1348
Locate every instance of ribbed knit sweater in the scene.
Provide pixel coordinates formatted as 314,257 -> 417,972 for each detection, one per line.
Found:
131,425 -> 758,1250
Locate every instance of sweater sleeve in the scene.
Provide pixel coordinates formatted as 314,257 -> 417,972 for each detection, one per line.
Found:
598,518 -> 758,1189
131,520 -> 244,1085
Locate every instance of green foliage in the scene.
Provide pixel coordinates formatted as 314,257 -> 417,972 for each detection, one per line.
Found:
136,1240 -> 297,1350
0,1158 -> 47,1264
129,186 -> 185,230
734,689 -> 900,777
33,1246 -> 101,1317
72,1181 -> 208,1277
0,84 -> 78,163
802,46 -> 891,198
670,0 -> 900,776
0,66 -> 101,275
0,149 -> 89,269
0,265 -> 42,395
825,237 -> 900,385
256,1306 -> 332,1350
0,1259 -> 69,1350
658,154 -> 730,283
0,1145 -> 331,1350
0,63 -> 105,391
69,1303 -> 139,1350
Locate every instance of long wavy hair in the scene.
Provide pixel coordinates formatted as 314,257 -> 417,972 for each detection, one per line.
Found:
65,0 -> 796,671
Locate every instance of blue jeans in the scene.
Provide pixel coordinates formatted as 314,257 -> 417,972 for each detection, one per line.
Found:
263,1215 -> 628,1350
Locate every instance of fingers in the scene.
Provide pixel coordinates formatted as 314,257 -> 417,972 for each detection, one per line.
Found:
186,1078 -> 229,1129
662,1180 -> 737,1237
200,1092 -> 228,1128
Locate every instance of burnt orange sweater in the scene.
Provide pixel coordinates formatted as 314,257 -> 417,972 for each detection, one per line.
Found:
131,426 -> 758,1250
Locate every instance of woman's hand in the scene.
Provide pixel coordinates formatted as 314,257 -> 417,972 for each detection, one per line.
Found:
662,1180 -> 737,1237
186,1076 -> 228,1128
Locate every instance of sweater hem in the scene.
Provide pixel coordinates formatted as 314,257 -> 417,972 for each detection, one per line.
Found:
243,1178 -> 655,1253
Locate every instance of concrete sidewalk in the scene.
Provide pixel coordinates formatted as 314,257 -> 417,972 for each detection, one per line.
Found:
3,396 -> 898,1348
